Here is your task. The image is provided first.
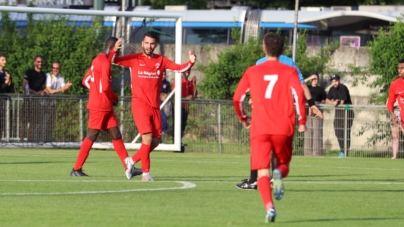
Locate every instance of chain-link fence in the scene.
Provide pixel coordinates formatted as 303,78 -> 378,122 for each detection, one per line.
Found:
0,94 -> 398,158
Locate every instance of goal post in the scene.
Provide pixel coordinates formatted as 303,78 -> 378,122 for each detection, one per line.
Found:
0,6 -> 183,151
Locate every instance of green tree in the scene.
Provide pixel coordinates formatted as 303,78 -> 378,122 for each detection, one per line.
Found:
0,12 -> 109,94
199,29 -> 338,99
362,16 -> 404,104
198,29 -> 262,99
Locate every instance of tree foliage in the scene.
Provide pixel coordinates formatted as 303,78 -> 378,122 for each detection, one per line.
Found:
0,11 -> 109,94
199,30 -> 338,100
365,16 -> 404,104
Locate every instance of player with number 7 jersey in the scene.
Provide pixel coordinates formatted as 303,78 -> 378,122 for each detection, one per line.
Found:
233,32 -> 306,223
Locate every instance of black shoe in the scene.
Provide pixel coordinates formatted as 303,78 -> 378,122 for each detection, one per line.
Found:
236,178 -> 257,190
70,168 -> 89,177
130,166 -> 142,178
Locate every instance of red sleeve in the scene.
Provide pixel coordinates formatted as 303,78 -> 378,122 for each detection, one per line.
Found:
163,56 -> 194,73
82,68 -> 92,89
289,68 -> 306,125
387,82 -> 396,111
112,51 -> 136,67
101,61 -> 118,101
233,71 -> 250,122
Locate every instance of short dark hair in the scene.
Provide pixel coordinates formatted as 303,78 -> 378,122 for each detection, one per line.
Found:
144,31 -> 160,43
105,37 -> 118,49
311,72 -> 319,79
34,55 -> 43,61
400,58 -> 404,64
0,53 -> 6,58
263,32 -> 283,58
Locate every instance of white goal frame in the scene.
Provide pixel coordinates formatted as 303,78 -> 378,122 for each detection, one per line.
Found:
0,6 -> 183,151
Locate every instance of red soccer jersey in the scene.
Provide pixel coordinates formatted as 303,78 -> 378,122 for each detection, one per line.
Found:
233,60 -> 306,137
387,77 -> 404,119
110,50 -> 194,108
81,54 -> 118,111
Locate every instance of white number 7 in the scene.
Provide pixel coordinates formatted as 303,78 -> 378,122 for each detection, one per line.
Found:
264,75 -> 278,99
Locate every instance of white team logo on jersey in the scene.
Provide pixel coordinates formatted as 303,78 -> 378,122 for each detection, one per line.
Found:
155,63 -> 160,69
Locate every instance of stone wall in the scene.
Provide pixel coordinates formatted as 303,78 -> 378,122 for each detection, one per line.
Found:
124,44 -> 375,104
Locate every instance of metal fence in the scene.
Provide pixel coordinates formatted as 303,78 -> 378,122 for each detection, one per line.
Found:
0,94 -> 398,158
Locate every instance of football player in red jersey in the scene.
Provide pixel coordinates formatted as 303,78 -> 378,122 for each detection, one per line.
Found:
387,58 -> 404,159
233,32 -> 307,222
110,31 -> 196,182
71,37 -> 141,179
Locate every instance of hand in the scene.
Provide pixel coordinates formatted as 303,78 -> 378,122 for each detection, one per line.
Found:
114,38 -> 123,52
298,124 -> 306,133
241,116 -> 251,130
189,50 -> 196,63
310,105 -> 323,118
392,115 -> 399,128
334,99 -> 339,106
161,93 -> 168,101
4,72 -> 11,85
309,75 -> 318,80
191,75 -> 197,83
39,90 -> 46,96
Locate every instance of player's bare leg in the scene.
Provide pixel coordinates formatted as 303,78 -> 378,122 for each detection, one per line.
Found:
257,168 -> 276,222
391,125 -> 399,159
71,128 -> 100,176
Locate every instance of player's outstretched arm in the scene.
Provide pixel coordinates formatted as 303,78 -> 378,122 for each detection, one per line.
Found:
164,56 -> 194,73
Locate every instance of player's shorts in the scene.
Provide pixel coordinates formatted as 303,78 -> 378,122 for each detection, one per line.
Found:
88,110 -> 118,130
250,134 -> 293,170
390,109 -> 402,127
132,102 -> 162,139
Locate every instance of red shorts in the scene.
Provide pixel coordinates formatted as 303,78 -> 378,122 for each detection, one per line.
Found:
87,110 -> 118,130
250,135 -> 293,170
132,102 -> 162,139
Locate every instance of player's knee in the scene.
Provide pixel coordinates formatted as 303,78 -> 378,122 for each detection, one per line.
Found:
86,130 -> 99,141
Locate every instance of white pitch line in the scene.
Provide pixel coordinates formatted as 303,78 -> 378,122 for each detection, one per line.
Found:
0,181 -> 196,196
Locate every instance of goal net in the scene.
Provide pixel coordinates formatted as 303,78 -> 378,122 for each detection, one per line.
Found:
0,5 -> 184,151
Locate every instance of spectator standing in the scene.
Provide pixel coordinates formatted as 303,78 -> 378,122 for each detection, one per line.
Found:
20,56 -> 47,142
43,62 -> 72,142
172,69 -> 195,152
160,70 -> 172,139
326,74 -> 354,158
0,54 -> 13,140
304,72 -> 327,156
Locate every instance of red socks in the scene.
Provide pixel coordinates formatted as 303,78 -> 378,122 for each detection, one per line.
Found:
73,138 -> 94,170
258,176 -> 274,211
131,143 -> 151,173
112,139 -> 129,169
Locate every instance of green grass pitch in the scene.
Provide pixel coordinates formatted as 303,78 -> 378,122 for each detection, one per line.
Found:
0,149 -> 404,226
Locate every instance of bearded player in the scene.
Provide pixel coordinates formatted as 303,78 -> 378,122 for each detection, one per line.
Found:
233,32 -> 306,222
110,31 -> 196,181
71,37 -> 140,179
